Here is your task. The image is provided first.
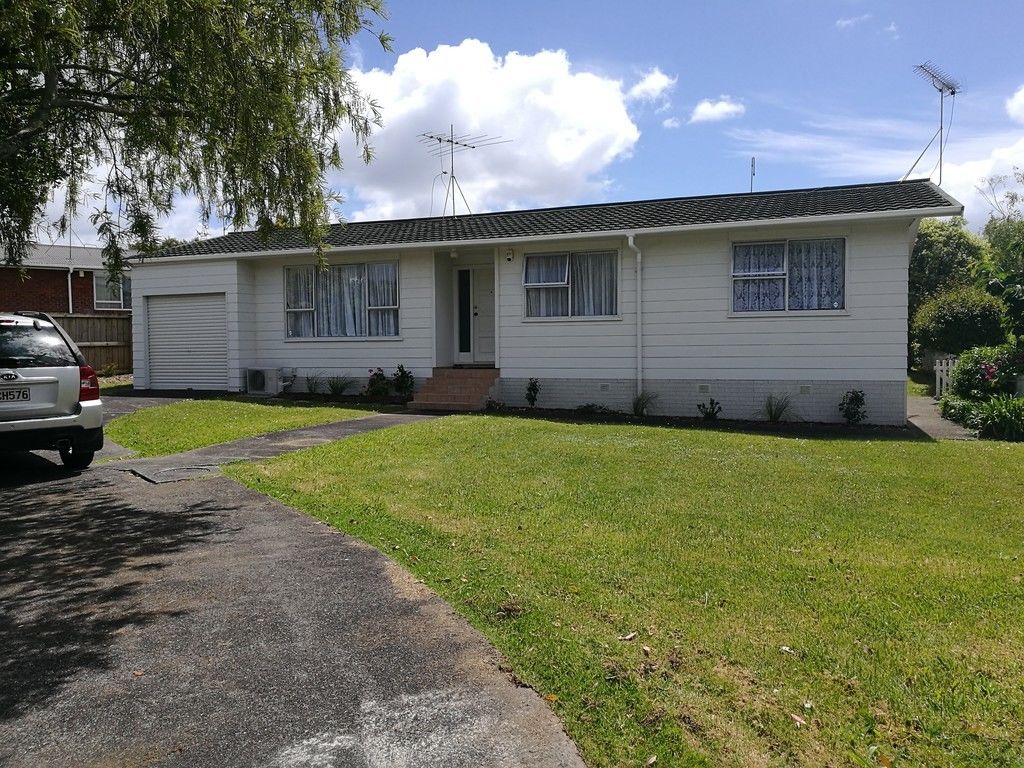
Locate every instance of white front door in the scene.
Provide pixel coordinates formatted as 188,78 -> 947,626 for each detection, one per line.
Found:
454,266 -> 495,364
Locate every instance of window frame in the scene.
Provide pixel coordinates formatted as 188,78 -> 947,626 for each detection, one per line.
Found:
729,237 -> 848,316
283,261 -> 401,340
522,249 -> 621,321
93,270 -> 132,311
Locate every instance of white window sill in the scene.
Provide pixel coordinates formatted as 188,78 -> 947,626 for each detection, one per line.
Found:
726,310 -> 849,319
94,305 -> 130,311
284,336 -> 404,342
522,315 -> 622,323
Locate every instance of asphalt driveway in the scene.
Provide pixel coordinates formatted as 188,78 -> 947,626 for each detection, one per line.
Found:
0,429 -> 582,766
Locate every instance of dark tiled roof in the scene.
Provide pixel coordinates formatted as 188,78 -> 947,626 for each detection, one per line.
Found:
157,179 -> 960,258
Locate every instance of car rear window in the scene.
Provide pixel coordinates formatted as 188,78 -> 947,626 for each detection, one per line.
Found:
0,325 -> 78,368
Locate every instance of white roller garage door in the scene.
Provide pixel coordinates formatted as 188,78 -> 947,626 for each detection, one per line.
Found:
147,293 -> 228,390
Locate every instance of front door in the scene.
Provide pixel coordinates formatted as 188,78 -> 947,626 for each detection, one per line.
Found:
454,266 -> 495,364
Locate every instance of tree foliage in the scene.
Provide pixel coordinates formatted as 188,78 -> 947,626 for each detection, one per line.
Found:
1,0 -> 391,276
909,217 -> 988,321
977,167 -> 1024,335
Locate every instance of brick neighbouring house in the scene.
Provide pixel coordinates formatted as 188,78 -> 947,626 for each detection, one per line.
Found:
1,243 -> 134,372
0,243 -> 131,315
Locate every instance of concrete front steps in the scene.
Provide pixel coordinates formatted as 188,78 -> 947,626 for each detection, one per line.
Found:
410,367 -> 499,412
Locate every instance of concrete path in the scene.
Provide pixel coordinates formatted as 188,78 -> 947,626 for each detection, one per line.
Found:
907,395 -> 976,440
0,417 -> 583,767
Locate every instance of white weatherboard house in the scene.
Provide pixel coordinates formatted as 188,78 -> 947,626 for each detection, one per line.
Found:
131,179 -> 962,425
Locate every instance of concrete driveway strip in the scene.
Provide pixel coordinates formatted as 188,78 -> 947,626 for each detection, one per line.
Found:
0,441 -> 584,766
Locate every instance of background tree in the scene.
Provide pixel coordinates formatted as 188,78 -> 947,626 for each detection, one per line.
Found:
978,167 -> 1024,335
909,217 -> 988,321
1,0 -> 391,277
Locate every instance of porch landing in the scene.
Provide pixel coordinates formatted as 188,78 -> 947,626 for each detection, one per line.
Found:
410,368 -> 499,412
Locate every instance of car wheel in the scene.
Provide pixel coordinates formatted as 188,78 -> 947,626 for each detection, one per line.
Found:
59,444 -> 95,470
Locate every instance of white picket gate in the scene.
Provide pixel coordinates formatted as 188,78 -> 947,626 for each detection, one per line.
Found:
934,355 -> 958,397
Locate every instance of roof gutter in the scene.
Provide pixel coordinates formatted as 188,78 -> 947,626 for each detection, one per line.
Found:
625,234 -> 643,398
139,204 -> 964,266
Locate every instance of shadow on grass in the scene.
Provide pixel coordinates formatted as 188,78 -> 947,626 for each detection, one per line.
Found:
464,407 -> 936,443
0,461 -> 222,720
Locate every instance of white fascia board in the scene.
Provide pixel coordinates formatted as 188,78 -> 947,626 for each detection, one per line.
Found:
135,204 -> 964,267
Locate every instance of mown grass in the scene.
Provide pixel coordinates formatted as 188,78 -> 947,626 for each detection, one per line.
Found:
907,370 -> 934,397
107,398 -> 374,456
228,416 -> 1024,767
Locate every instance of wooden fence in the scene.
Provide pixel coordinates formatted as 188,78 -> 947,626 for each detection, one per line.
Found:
51,313 -> 132,374
934,355 -> 958,398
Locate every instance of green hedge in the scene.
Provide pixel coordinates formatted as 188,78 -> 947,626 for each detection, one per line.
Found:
912,286 -> 1007,354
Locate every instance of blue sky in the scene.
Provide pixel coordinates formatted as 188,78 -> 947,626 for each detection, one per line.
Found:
324,0 -> 1023,228
49,1 -> 1024,244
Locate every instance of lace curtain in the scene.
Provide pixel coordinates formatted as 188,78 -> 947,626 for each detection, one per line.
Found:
732,240 -> 844,312
788,239 -> 845,310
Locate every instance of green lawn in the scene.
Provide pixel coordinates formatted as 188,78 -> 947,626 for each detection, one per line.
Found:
107,399 -> 374,456
907,370 -> 934,397
228,416 -> 1024,767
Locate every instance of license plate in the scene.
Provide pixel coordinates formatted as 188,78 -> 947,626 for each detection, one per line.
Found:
0,388 -> 30,402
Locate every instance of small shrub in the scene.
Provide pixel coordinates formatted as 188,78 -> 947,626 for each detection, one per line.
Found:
526,377 -> 540,408
974,394 -> 1024,441
697,397 -> 722,420
839,389 -> 867,424
365,367 -> 390,399
576,402 -> 614,415
759,393 -> 792,423
911,286 -> 1007,354
326,375 -> 356,396
938,394 -> 980,428
304,371 -> 324,394
632,390 -> 658,417
392,364 -> 415,400
99,363 -> 120,377
484,398 -> 506,411
948,341 -> 1023,400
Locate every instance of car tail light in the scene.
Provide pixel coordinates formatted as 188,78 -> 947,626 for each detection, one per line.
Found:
79,365 -> 100,402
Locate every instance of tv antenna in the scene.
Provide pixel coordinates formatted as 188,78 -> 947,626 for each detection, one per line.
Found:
749,156 -> 756,193
419,125 -> 511,216
903,61 -> 961,185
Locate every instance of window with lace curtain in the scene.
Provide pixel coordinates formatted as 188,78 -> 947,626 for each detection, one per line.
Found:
523,250 -> 618,318
284,262 -> 399,338
731,238 -> 845,313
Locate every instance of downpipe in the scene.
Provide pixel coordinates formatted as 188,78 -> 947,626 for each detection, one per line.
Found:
626,234 -> 643,397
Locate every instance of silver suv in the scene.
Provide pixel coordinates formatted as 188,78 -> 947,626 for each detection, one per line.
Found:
0,311 -> 104,469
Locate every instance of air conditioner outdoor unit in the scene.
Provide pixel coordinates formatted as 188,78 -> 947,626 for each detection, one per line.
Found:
246,367 -> 282,396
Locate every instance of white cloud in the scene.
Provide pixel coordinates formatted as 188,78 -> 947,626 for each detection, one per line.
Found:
689,96 -> 745,124
728,99 -> 1024,227
884,22 -> 900,40
1006,85 -> 1024,124
836,14 -> 872,29
627,67 -> 677,102
338,39 -> 641,220
662,117 -> 681,130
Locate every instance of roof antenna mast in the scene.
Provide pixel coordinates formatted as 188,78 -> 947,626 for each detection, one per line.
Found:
419,125 -> 511,217
749,156 -> 756,193
905,61 -> 961,185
